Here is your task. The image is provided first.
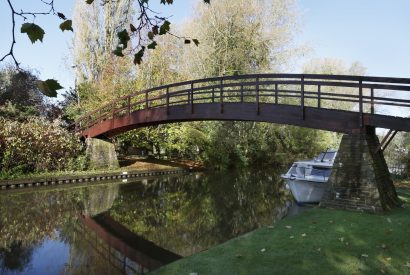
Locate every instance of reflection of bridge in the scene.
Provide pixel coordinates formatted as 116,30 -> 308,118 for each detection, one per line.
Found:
75,74 -> 410,212
75,74 -> 410,138
78,213 -> 181,273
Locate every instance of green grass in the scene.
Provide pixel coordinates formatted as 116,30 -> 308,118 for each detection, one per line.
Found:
152,190 -> 410,275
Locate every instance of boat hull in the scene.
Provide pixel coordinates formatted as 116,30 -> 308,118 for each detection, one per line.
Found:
285,179 -> 327,203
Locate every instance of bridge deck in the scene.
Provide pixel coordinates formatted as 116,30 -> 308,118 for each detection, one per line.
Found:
76,74 -> 410,137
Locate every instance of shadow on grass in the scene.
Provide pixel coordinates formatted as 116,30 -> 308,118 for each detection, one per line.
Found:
152,190 -> 410,275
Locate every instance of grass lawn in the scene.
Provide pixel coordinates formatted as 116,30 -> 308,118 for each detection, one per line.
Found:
152,189 -> 410,275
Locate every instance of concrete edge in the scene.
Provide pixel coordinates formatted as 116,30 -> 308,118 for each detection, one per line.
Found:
0,168 -> 192,191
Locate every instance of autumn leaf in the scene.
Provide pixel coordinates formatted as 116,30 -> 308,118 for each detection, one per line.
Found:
112,46 -> 124,57
159,20 -> 171,35
192,39 -> 200,46
148,31 -> 155,40
130,24 -> 137,32
147,41 -> 157,49
117,29 -> 130,48
57,12 -> 66,20
59,20 -> 73,32
152,25 -> 159,35
133,47 -> 145,65
21,23 -> 45,43
36,79 -> 63,97
86,0 -> 94,4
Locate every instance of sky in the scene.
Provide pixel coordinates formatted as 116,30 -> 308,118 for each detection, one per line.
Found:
0,0 -> 409,95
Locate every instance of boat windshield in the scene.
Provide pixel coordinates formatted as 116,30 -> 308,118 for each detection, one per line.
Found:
315,151 -> 336,162
288,165 -> 297,175
311,166 -> 332,178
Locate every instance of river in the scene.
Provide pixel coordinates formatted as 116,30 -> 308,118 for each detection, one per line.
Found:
0,169 -> 293,274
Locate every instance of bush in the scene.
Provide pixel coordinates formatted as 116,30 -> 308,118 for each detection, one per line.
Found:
0,117 -> 85,175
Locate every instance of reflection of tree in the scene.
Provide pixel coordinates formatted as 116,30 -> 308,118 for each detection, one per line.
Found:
0,241 -> 34,273
0,183 -> 120,272
110,169 -> 291,256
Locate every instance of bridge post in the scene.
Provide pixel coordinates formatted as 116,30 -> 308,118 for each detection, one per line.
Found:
256,76 -> 260,115
320,127 -> 401,212
220,79 -> 224,113
301,75 -> 305,120
85,138 -> 119,170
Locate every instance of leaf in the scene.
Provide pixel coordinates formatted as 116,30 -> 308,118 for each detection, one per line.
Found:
192,39 -> 200,46
130,23 -> 137,32
148,31 -> 155,40
133,47 -> 145,65
152,25 -> 159,35
59,20 -> 73,32
147,41 -> 157,49
184,39 -> 191,44
36,79 -> 63,97
203,0 -> 210,3
112,46 -> 124,57
117,29 -> 130,48
86,0 -> 94,4
57,12 -> 66,20
160,0 -> 173,4
21,23 -> 45,43
159,20 -> 171,35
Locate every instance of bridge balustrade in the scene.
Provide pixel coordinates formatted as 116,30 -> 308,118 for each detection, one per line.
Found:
75,74 -> 410,133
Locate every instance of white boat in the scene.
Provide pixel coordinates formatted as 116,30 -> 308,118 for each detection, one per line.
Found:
281,150 -> 337,203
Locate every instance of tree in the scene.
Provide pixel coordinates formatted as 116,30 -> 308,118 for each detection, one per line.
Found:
1,0 -> 210,97
303,57 -> 366,111
174,0 -> 326,168
181,0 -> 301,78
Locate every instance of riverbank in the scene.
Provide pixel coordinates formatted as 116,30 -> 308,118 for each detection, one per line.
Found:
152,189 -> 410,275
0,157 -> 203,190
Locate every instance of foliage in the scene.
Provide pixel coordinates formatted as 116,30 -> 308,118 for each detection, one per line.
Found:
384,132 -> 410,178
181,0 -> 302,77
303,58 -> 367,111
1,0 -> 210,96
0,66 -> 45,115
0,117 -> 85,177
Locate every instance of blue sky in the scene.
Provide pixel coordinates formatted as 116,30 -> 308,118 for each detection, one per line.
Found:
0,0 -> 409,94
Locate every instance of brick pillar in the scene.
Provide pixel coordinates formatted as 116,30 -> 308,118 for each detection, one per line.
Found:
85,138 -> 119,170
320,127 -> 401,212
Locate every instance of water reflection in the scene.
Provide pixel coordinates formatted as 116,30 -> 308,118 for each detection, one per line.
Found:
0,169 -> 290,274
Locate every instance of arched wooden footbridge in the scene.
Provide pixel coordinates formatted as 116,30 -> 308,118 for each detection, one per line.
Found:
76,74 -> 410,138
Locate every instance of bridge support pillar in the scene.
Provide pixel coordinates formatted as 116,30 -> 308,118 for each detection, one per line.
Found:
320,127 -> 401,212
85,138 -> 119,170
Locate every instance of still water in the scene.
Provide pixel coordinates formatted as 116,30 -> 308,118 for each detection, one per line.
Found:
0,169 -> 292,274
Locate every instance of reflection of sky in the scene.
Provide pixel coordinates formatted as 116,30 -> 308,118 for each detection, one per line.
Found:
12,236 -> 69,275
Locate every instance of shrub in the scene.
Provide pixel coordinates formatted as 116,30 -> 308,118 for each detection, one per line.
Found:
0,117 -> 85,175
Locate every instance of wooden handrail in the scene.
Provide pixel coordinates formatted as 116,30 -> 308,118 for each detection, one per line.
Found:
75,74 -> 410,131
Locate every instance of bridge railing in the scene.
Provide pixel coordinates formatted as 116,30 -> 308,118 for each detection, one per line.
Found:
75,74 -> 410,131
